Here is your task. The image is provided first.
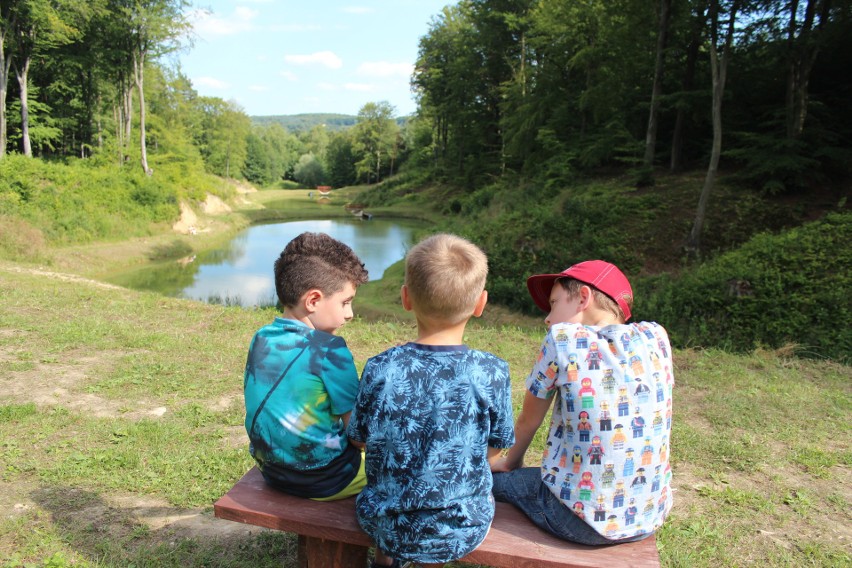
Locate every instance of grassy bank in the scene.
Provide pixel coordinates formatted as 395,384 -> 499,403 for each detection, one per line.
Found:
0,261 -> 849,567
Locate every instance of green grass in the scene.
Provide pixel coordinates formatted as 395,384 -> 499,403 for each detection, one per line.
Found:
1,258 -> 850,566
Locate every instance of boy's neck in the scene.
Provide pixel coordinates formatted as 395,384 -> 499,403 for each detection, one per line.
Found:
580,306 -> 622,327
414,317 -> 469,346
280,307 -> 312,329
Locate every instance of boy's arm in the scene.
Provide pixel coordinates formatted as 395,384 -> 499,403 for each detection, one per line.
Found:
489,391 -> 553,472
342,411 -> 366,449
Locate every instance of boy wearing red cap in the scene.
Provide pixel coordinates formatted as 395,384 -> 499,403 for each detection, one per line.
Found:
490,260 -> 673,545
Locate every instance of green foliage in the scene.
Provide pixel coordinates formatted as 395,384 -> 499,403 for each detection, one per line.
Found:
0,154 -> 215,247
726,131 -> 825,194
293,153 -> 326,188
450,180 -> 646,312
638,212 -> 852,361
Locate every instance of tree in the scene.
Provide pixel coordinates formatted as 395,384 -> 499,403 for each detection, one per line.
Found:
785,0 -> 831,140
643,0 -> 673,170
0,2 -> 16,157
10,0 -> 82,157
686,0 -> 741,255
196,97 -> 250,178
293,153 -> 325,188
670,0 -> 708,172
120,0 -> 190,174
352,101 -> 397,183
326,132 -> 357,187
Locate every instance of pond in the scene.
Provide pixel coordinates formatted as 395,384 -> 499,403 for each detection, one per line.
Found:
107,218 -> 426,307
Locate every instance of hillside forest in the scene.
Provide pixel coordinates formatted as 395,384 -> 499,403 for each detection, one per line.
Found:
0,0 -> 850,360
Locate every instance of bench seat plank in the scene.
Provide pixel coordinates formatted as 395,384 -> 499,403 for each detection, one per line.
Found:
214,467 -> 660,568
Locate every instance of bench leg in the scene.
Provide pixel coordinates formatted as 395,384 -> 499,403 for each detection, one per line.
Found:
297,534 -> 369,568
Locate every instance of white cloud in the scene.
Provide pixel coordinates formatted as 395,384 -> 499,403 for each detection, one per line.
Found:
343,6 -> 374,14
344,83 -> 375,92
316,82 -> 338,91
248,85 -> 269,92
190,7 -> 257,37
279,70 -> 299,81
194,77 -> 230,89
285,51 -> 343,69
356,61 -> 413,78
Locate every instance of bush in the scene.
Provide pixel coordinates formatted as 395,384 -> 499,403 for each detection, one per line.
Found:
0,155 -> 214,245
637,212 -> 852,362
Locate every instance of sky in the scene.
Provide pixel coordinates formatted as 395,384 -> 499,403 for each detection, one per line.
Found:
177,0 -> 452,118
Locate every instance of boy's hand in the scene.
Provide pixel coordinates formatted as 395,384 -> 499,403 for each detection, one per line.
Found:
489,455 -> 518,473
488,447 -> 521,472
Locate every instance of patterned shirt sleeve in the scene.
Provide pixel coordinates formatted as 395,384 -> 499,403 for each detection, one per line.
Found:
322,336 -> 360,416
489,358 -> 516,449
347,356 -> 377,443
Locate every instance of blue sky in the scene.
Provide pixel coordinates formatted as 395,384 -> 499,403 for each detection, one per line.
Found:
178,1 -> 451,118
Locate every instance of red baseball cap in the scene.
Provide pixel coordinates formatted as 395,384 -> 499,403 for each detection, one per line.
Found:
526,260 -> 633,321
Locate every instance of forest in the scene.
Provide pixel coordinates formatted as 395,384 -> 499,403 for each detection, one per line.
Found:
0,0 -> 850,359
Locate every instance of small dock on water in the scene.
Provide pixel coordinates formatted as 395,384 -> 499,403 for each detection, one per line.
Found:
344,203 -> 373,220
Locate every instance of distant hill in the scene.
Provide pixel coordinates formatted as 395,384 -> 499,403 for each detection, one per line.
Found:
251,113 -> 411,132
250,114 -> 358,132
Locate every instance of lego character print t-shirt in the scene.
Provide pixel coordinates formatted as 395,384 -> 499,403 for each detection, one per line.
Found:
528,322 -> 674,540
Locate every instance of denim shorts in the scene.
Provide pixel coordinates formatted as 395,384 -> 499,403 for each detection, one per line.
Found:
491,467 -> 652,546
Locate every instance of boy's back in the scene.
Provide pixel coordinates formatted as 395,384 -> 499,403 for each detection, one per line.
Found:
349,343 -> 514,562
347,233 -> 515,566
531,320 -> 673,539
245,318 -> 361,495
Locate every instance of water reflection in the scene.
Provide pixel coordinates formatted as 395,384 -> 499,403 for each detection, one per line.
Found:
108,218 -> 423,307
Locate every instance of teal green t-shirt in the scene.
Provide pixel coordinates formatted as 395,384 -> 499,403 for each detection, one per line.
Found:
244,318 -> 359,481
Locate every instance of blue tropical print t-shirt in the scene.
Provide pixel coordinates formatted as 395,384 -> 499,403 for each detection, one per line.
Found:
244,318 -> 361,497
348,343 -> 515,564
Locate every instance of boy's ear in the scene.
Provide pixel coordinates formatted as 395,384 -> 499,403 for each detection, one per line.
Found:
578,285 -> 593,311
303,289 -> 323,313
400,285 -> 413,311
472,290 -> 488,317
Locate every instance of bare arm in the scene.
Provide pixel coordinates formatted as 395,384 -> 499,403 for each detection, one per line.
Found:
489,391 -> 553,472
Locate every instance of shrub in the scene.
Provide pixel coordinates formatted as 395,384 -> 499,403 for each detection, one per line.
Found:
637,212 -> 851,362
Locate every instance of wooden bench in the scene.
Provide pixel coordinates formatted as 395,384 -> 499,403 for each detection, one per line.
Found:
214,467 -> 661,568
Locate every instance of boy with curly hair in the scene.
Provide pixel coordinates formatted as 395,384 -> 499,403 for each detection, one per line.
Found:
244,232 -> 369,500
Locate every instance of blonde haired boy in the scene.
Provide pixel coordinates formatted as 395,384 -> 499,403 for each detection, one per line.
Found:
349,234 -> 515,568
491,260 -> 674,545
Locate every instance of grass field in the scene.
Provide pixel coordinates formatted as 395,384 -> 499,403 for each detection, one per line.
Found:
0,189 -> 849,567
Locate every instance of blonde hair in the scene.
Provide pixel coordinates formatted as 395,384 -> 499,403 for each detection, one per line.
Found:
405,233 -> 488,323
557,277 -> 632,324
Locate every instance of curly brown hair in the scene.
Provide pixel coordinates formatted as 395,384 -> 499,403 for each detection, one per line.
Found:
273,232 -> 368,308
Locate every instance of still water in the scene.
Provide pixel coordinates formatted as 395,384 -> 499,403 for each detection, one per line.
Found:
108,218 -> 424,307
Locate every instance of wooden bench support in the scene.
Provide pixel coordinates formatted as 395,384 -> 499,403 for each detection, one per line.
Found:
214,467 -> 660,568
298,534 -> 368,568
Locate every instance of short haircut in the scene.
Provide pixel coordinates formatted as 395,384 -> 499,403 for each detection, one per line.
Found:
274,232 -> 368,307
556,278 -> 633,324
404,233 -> 488,323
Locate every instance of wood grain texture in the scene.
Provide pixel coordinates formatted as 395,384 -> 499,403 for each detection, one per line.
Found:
214,468 -> 660,568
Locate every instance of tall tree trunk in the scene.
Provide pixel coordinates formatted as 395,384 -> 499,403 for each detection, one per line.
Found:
687,0 -> 739,256
15,57 -> 32,157
0,28 -> 11,158
114,103 -> 123,165
671,3 -> 708,172
133,51 -> 151,175
786,0 -> 828,139
644,0 -> 672,168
